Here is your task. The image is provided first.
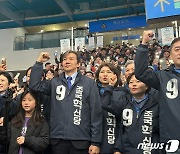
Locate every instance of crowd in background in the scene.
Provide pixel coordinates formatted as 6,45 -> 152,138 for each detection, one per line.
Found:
0,30 -> 179,154
0,37 -> 172,93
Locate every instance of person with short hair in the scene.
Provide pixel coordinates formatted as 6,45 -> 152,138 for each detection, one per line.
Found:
29,51 -> 102,154
95,63 -> 120,154
135,30 -> 180,154
124,60 -> 135,81
44,62 -> 51,74
101,73 -> 161,154
85,71 -> 94,80
45,69 -> 55,80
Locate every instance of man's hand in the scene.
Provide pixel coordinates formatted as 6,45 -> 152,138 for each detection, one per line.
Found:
17,136 -> 25,145
0,117 -> 4,126
114,152 -> 122,154
0,64 -> 7,71
89,145 -> 100,154
142,30 -> 154,45
37,52 -> 50,63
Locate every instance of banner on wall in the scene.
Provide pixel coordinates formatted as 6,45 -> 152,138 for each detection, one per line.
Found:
97,36 -> 103,47
158,28 -> 162,43
75,37 -> 85,51
88,37 -> 95,49
113,35 -> 140,41
60,39 -> 70,53
121,32 -> 128,44
89,15 -> 147,33
161,27 -> 174,46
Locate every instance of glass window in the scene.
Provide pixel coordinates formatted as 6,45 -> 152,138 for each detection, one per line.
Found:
25,34 -> 42,50
42,32 -> 59,48
59,30 -> 71,39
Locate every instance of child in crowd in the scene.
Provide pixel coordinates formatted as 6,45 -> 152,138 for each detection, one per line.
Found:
0,89 -> 49,154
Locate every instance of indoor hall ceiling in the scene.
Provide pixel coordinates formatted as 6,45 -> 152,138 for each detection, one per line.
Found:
0,0 -> 145,29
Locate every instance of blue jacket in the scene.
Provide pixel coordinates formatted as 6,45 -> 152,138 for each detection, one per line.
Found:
97,83 -> 118,154
102,86 -> 161,154
135,44 -> 180,143
29,62 -> 102,145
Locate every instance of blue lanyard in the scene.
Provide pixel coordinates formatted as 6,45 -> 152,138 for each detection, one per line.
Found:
174,67 -> 180,73
134,106 -> 140,118
132,94 -> 148,118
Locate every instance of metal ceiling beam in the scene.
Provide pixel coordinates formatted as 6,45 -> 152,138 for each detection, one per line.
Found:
22,3 -> 144,20
125,0 -> 138,15
0,1 -> 24,26
0,6 -> 24,26
0,1 -> 145,29
55,0 -> 73,21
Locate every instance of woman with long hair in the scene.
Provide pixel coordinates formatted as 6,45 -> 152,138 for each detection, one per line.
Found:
0,89 -> 49,154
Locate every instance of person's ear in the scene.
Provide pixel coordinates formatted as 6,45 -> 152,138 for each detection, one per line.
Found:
169,53 -> 172,60
145,85 -> 148,91
77,62 -> 80,68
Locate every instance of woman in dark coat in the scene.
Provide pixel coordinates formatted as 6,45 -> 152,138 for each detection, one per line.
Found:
95,63 -> 121,154
0,72 -> 17,153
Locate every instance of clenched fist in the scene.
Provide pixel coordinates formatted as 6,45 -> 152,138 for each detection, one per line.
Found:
37,52 -> 50,63
142,30 -> 154,45
89,145 -> 100,154
17,136 -> 25,145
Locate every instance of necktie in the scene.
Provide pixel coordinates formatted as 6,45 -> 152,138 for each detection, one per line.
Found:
67,76 -> 72,89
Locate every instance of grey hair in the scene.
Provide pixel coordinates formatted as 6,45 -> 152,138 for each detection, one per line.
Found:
124,60 -> 134,69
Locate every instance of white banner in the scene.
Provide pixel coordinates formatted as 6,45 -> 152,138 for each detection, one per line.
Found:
88,37 -> 95,49
161,27 -> 174,46
60,39 -> 70,53
97,36 -> 103,47
158,28 -> 162,44
75,37 -> 85,51
121,32 -> 128,44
